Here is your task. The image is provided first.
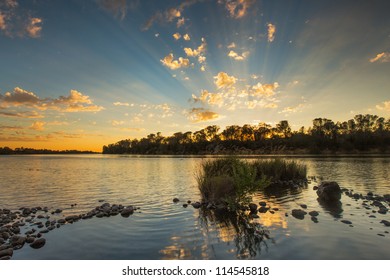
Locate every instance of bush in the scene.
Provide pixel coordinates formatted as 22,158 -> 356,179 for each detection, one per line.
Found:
197,157 -> 307,208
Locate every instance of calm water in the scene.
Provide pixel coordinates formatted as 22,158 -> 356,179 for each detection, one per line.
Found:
0,155 -> 389,260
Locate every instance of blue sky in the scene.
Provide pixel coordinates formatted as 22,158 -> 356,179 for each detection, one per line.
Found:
1,0 -> 390,151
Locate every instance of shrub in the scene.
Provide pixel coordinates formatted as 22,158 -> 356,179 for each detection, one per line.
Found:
197,157 -> 307,208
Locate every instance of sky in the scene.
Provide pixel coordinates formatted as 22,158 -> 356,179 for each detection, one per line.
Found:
1,0 -> 390,152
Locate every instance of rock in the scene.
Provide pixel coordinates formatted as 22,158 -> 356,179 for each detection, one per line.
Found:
0,248 -> 13,258
26,236 -> 35,244
309,211 -> 319,217
259,201 -> 267,207
57,219 -> 66,224
341,220 -> 352,225
311,216 -> 319,223
250,213 -> 259,218
380,220 -> 390,227
377,234 -> 385,237
120,206 -> 134,217
285,213 -> 288,217
65,215 -> 79,222
30,238 -> 46,249
300,204 -> 307,209
258,207 -> 269,213
316,181 -> 342,201
249,203 -> 258,213
291,209 -> 307,220
378,208 -> 388,215
313,186 -> 318,191
182,204 -> 188,208
272,207 -> 279,211
191,202 -> 201,209
11,235 -> 26,247
367,192 -> 374,196
173,198 -> 180,203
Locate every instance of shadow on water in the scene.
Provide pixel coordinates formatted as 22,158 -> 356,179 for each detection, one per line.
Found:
198,208 -> 273,259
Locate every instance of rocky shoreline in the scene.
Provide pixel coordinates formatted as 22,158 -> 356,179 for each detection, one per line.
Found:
0,202 -> 138,260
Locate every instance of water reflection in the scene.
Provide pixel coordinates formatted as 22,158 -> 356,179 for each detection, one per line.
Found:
199,209 -> 272,259
317,198 -> 343,218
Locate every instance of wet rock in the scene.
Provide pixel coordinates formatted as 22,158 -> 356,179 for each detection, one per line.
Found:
191,202 -> 201,209
316,181 -> 342,201
269,210 -> 275,214
311,216 -> 319,223
378,208 -> 388,215
309,211 -> 319,217
0,248 -> 13,258
291,209 -> 307,220
11,235 -> 26,248
341,220 -> 352,225
259,201 -> 267,207
173,198 -> 180,203
30,238 -> 46,249
353,193 -> 360,199
313,186 -> 318,191
258,206 -> 269,213
249,203 -> 258,213
65,215 -> 80,222
377,234 -> 385,237
380,220 -> 390,227
182,204 -> 188,208
26,236 -> 35,244
250,213 -> 259,218
39,229 -> 49,234
285,213 -> 288,217
367,192 -> 374,197
121,206 -> 134,217
272,207 -> 279,211
96,213 -> 105,218
57,219 -> 66,224
300,204 -> 307,209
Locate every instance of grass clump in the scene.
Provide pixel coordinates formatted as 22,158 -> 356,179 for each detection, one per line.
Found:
197,157 -> 307,209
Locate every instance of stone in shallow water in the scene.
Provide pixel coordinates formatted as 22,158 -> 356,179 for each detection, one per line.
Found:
380,220 -> 390,227
173,198 -> 180,203
291,209 -> 307,220
30,238 -> 46,249
316,181 -> 341,201
341,220 -> 352,225
309,211 -> 319,217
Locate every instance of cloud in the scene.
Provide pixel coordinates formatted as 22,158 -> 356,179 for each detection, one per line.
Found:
113,102 -> 130,106
192,90 -> 224,107
228,50 -> 249,61
219,0 -> 255,19
97,0 -> 134,20
267,23 -> 276,42
227,42 -> 236,49
111,120 -> 125,126
160,53 -> 190,70
183,33 -> 190,41
173,32 -> 181,40
30,121 -> 45,131
370,52 -> 390,63
25,17 -> 42,38
252,82 -> 279,96
200,65 -> 206,72
188,107 -> 220,122
0,87 -> 104,112
214,72 -> 237,89
376,100 -> 390,111
0,0 -> 43,38
120,127 -> 145,132
279,103 -> 305,114
184,37 -> 206,57
0,110 -> 43,118
177,17 -> 185,28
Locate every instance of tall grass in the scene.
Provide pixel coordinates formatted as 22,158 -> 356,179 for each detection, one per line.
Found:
197,157 -> 307,208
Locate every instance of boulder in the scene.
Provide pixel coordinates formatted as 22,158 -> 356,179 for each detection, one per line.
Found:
0,248 -> 13,258
248,203 -> 258,213
172,198 -> 180,203
120,206 -> 134,217
316,181 -> 342,201
191,202 -> 201,209
30,238 -> 46,249
291,209 -> 307,220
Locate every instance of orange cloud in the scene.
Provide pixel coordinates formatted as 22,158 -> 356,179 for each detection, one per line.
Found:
220,0 -> 255,19
183,33 -> 190,41
214,72 -> 237,89
252,82 -> 279,96
0,87 -> 104,112
267,23 -> 276,42
188,107 -> 220,122
376,100 -> 390,111
173,32 -> 181,40
370,52 -> 390,63
30,121 -> 45,131
228,50 -> 249,61
160,53 -> 190,70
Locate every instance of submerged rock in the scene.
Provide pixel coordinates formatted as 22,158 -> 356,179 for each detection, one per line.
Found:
173,198 -> 180,203
248,203 -> 258,213
191,202 -> 201,209
380,220 -> 390,227
309,211 -> 319,217
316,181 -> 342,201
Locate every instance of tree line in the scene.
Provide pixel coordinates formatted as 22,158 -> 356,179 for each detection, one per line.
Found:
104,114 -> 390,155
0,147 -> 96,155
102,114 -> 390,155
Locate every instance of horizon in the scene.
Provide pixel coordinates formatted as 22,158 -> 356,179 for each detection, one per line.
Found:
1,0 -> 390,152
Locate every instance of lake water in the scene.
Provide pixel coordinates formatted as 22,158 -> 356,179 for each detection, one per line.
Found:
0,155 -> 389,260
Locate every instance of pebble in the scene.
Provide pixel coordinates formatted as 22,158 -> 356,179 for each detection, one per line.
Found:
30,238 -> 46,249
341,220 -> 353,225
